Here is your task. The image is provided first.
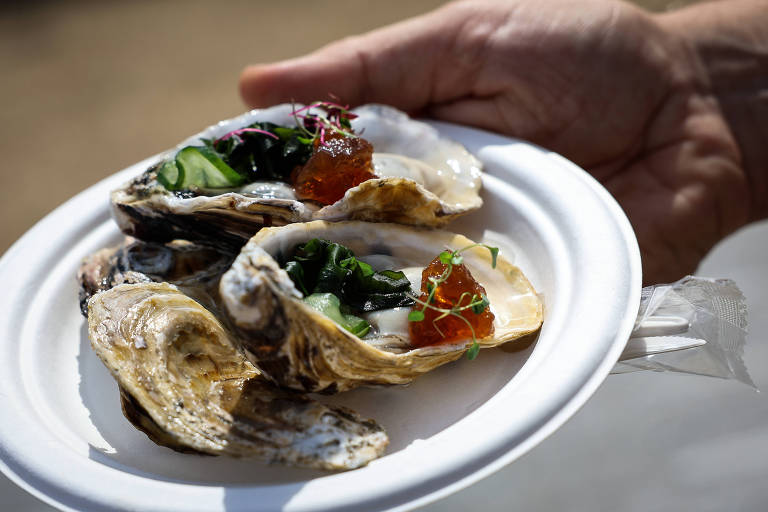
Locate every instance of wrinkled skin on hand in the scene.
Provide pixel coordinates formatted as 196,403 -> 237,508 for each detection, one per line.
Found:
240,0 -> 749,284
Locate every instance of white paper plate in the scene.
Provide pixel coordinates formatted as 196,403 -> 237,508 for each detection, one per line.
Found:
0,122 -> 640,512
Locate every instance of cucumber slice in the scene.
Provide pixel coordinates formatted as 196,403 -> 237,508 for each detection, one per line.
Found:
156,159 -> 182,190
303,293 -> 371,337
174,146 -> 245,189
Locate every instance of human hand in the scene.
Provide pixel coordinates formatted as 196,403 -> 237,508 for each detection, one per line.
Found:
240,0 -> 751,285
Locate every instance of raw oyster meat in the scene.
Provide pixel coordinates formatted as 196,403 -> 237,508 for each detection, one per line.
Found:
87,282 -> 388,470
220,221 -> 543,393
112,104 -> 483,249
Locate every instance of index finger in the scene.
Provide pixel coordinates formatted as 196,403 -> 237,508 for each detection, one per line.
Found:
238,5 -> 473,111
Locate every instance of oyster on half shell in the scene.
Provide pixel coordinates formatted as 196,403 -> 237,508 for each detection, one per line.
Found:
220,221 -> 543,393
88,282 -> 388,470
111,104 -> 483,249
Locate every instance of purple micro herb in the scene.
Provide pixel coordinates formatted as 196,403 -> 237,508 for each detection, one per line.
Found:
291,101 -> 358,147
216,127 -> 279,143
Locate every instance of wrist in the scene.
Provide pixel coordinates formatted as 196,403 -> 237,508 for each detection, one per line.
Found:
658,1 -> 768,223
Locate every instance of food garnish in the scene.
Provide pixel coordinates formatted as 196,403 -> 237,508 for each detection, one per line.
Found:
408,245 -> 498,359
282,237 -> 414,335
157,121 -> 312,191
157,101 -> 373,205
282,237 -> 501,359
302,293 -> 371,337
156,146 -> 247,190
291,133 -> 375,204
290,100 -> 359,145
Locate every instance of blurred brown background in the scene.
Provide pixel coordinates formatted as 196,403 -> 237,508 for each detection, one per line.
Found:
0,0 -> 701,256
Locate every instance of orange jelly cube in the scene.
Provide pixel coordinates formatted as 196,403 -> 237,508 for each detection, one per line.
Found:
409,256 -> 495,348
292,133 -> 376,205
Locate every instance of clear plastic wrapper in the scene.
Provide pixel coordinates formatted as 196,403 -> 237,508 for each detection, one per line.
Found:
612,276 -> 754,388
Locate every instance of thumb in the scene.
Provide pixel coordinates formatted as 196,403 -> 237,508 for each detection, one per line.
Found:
239,4 -> 474,111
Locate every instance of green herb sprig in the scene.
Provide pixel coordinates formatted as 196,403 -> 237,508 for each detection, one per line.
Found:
407,244 -> 499,360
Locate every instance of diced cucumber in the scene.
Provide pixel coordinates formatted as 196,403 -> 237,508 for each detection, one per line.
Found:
156,159 -> 182,190
174,146 -> 245,189
303,293 -> 371,337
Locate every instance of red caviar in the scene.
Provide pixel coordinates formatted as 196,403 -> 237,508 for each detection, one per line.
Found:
409,256 -> 495,348
291,133 -> 376,205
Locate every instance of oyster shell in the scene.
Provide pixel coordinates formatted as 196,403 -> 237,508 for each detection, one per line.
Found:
77,237 -> 235,316
87,282 -> 388,470
111,104 -> 483,249
220,221 -> 543,393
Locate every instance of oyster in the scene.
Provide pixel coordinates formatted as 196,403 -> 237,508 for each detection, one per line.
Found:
88,282 -> 388,470
77,237 -> 235,316
220,221 -> 543,393
111,104 -> 483,249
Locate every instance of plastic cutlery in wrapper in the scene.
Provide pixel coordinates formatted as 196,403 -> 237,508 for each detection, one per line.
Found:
613,276 -> 753,388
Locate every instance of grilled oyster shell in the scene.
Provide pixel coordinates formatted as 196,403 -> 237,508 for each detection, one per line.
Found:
220,221 -> 543,393
87,282 -> 388,470
111,104 -> 483,249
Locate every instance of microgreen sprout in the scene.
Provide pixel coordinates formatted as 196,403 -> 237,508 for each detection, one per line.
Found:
211,99 -> 358,151
215,127 -> 279,143
291,100 -> 358,146
408,244 -> 499,360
